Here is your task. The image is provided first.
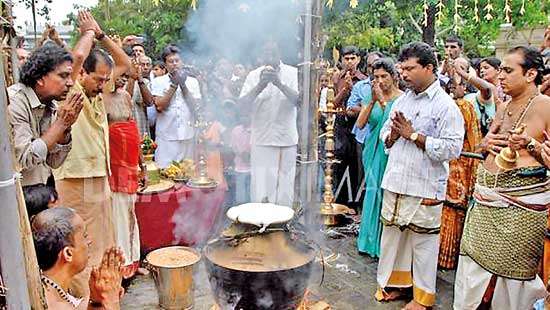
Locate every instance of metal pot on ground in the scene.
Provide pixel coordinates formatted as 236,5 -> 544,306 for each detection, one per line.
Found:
204,204 -> 316,310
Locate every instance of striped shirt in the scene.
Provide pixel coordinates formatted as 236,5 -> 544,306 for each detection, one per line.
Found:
380,80 -> 464,200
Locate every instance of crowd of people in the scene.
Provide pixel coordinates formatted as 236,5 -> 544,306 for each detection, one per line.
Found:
4,6 -> 550,309
323,31 -> 550,309
8,9 -> 300,309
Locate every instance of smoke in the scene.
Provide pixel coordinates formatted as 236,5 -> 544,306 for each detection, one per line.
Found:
182,0 -> 303,66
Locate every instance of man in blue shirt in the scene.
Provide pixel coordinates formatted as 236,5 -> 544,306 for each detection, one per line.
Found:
345,79 -> 372,203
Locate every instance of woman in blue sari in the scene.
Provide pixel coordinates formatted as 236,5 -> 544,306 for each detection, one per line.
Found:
356,58 -> 402,257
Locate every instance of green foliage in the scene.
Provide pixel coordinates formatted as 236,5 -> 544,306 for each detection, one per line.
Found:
433,0 -> 549,57
323,0 -> 549,58
18,0 -> 52,20
71,0 -> 195,57
324,1 -> 420,55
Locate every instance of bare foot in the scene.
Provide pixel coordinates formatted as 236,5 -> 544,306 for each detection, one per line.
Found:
402,300 -> 428,310
136,267 -> 149,276
375,288 -> 404,302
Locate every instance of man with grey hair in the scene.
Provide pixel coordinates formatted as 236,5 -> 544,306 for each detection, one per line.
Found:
32,207 -> 124,309
127,55 -> 155,137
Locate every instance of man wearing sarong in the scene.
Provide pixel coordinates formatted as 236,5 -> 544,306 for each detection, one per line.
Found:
105,72 -> 144,278
376,42 -> 464,310
53,11 -> 131,298
454,46 -> 550,310
239,40 -> 298,206
438,58 -> 482,270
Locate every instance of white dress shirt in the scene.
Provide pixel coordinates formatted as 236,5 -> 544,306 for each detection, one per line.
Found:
239,62 -> 298,147
380,80 -> 465,200
150,75 -> 201,141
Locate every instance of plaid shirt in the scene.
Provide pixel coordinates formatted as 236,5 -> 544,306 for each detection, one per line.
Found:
380,80 -> 465,200
131,80 -> 150,137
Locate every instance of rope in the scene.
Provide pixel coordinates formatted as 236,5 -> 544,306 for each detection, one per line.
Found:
0,173 -> 21,188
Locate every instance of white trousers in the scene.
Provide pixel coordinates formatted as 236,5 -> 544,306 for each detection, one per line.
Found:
250,145 -> 296,207
453,255 -> 547,310
155,137 -> 194,168
112,192 -> 141,266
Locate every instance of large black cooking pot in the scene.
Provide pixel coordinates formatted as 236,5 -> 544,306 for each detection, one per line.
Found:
203,229 -> 315,310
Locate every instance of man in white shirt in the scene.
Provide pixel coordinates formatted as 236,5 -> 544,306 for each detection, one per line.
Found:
150,45 -> 201,168
375,42 -> 464,310
239,41 -> 299,206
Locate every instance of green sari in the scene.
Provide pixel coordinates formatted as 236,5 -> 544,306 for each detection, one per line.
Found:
357,98 -> 395,257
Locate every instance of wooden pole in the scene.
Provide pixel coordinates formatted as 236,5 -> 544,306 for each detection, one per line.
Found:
0,52 -> 46,309
31,0 -> 37,47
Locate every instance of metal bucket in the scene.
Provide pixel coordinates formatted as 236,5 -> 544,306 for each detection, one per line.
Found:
146,246 -> 201,309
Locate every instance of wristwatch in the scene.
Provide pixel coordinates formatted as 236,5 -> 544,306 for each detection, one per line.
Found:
409,132 -> 419,142
96,32 -> 106,41
527,138 -> 537,153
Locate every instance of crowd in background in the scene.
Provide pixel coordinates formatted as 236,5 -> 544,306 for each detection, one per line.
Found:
5,7 -> 550,309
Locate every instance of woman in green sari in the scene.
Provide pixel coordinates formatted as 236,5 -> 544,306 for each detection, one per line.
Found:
356,58 -> 402,257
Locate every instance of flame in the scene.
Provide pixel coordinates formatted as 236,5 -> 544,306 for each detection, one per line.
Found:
297,290 -> 332,310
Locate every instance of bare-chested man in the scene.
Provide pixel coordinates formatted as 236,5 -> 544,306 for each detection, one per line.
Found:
104,72 -> 146,279
454,46 -> 550,310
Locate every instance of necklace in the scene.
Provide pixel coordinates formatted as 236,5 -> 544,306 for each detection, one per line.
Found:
41,275 -> 79,308
500,92 -> 539,132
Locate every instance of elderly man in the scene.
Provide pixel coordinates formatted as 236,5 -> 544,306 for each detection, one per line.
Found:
454,46 -> 550,310
150,45 -> 201,168
239,40 -> 298,206
32,207 -> 124,309
16,47 -> 30,67
375,42 -> 464,310
8,44 -> 83,188
127,55 -> 154,137
53,11 -> 131,297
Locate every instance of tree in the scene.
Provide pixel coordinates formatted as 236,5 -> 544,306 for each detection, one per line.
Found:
323,0 -> 549,57
71,0 -> 195,57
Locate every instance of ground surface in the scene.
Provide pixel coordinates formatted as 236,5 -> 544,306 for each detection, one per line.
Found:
121,234 -> 456,309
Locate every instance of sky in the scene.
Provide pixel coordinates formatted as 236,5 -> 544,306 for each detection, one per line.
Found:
12,0 -> 98,31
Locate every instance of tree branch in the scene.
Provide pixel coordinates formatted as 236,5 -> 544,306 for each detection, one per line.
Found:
436,26 -> 453,38
408,12 -> 423,34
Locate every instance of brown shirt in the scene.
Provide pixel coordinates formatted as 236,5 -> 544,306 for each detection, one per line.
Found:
332,69 -> 368,108
7,83 -> 72,186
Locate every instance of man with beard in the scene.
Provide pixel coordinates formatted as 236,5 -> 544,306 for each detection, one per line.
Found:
376,42 -> 464,309
332,46 -> 367,207
8,43 -> 83,188
454,46 -> 550,310
240,40 -> 298,206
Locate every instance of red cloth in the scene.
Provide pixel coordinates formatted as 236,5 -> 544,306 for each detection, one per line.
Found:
108,120 -> 140,193
135,184 -> 225,253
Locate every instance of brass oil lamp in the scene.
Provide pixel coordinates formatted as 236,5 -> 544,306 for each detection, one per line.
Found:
318,68 -> 355,226
187,102 -> 218,189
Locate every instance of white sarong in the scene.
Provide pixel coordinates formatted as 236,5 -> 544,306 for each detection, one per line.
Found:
376,190 -> 442,307
454,255 -> 547,310
250,145 -> 296,207
112,192 -> 140,267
